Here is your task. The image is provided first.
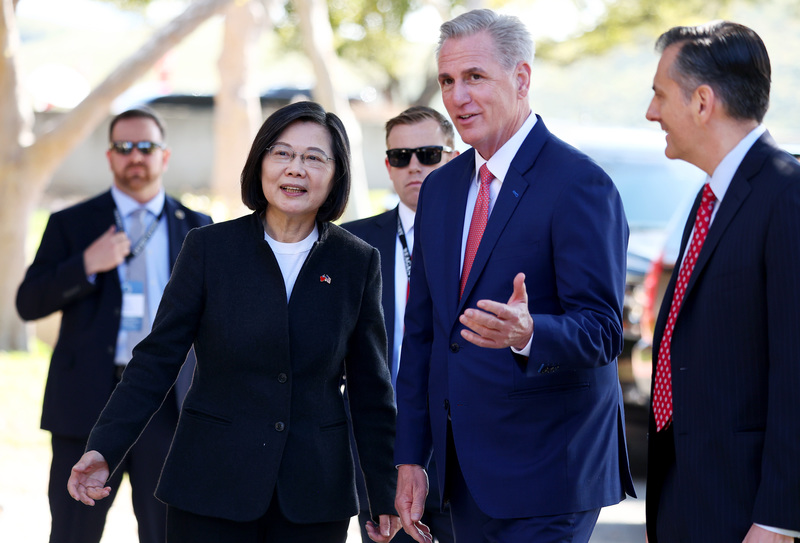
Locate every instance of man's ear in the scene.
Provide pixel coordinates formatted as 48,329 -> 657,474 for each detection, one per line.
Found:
694,84 -> 716,123
516,61 -> 532,99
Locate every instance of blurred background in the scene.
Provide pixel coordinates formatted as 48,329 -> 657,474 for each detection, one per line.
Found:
2,0 -> 800,539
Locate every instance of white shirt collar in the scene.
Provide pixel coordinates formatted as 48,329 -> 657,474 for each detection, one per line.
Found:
397,201 -> 415,235
708,124 -> 766,203
473,112 -> 537,184
111,185 -> 166,218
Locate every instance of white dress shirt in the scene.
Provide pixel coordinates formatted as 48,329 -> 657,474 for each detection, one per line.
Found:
111,186 -> 169,364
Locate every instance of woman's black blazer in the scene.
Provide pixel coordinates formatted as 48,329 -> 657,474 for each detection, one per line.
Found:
88,212 -> 397,523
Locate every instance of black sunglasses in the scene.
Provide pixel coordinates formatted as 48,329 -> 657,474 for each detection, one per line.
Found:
386,146 -> 453,167
109,141 -> 166,155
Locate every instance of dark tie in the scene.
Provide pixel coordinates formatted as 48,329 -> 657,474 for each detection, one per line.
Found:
653,183 -> 716,431
122,208 -> 150,363
460,164 -> 493,299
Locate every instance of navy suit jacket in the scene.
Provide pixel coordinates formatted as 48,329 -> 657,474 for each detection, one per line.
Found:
395,115 -> 635,519
86,214 -> 398,523
646,133 -> 800,541
16,190 -> 211,438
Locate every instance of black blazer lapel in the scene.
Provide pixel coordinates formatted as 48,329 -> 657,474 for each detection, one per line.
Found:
683,135 -> 773,300
442,150 -> 477,321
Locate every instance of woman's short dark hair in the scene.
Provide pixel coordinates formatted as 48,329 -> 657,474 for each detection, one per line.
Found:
656,21 -> 771,123
240,101 -> 351,222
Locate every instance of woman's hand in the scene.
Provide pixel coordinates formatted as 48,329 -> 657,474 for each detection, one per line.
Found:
67,450 -> 111,506
365,514 -> 403,542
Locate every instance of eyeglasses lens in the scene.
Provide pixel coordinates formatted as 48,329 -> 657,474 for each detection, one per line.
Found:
110,141 -> 162,155
387,147 -> 445,167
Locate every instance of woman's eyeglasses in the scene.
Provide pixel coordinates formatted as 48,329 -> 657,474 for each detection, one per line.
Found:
266,144 -> 334,170
109,141 -> 166,155
386,146 -> 453,168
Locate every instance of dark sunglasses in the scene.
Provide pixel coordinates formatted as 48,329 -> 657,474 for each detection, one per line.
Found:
386,146 -> 453,167
109,141 -> 166,155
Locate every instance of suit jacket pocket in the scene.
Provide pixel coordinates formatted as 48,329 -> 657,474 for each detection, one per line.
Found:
508,381 -> 589,399
319,419 -> 347,432
182,406 -> 232,426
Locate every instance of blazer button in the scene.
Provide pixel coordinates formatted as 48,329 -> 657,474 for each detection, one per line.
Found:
277,373 -> 287,383
449,343 -> 460,353
443,399 -> 450,411
274,422 -> 285,432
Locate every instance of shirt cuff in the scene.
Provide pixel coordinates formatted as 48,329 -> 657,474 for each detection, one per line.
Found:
510,330 -> 533,357
755,524 -> 800,538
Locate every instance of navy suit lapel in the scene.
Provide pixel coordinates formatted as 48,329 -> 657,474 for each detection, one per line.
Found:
458,172 -> 528,308
683,135 -> 771,300
443,151 -> 477,321
94,191 -> 122,293
457,117 -> 547,308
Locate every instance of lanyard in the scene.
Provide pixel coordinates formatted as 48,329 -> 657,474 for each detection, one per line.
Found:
396,211 -> 411,281
114,204 -> 166,262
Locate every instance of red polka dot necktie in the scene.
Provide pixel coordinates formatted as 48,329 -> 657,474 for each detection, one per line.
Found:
653,183 -> 716,431
460,164 -> 493,299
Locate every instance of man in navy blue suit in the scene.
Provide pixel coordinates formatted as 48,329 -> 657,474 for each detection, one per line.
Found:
343,106 -> 457,543
645,21 -> 800,543
16,106 -> 211,543
393,9 -> 635,543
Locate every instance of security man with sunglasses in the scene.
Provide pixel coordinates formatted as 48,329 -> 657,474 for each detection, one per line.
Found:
16,106 -> 211,543
343,106 -> 457,543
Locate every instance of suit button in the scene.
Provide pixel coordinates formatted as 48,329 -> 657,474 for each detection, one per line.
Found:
274,422 -> 285,432
107,346 -> 114,355
444,399 -> 450,411
449,343 -> 460,353
113,307 -> 120,316
277,373 -> 287,383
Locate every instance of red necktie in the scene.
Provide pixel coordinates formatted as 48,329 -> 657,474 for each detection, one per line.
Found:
460,164 -> 493,299
653,183 -> 716,431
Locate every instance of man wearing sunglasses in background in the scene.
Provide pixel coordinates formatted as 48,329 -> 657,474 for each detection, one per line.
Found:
343,105 -> 457,543
16,106 -> 211,543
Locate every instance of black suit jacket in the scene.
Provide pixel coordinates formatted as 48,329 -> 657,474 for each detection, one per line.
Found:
16,190 -> 211,438
646,133 -> 800,540
86,213 -> 398,524
342,207 -> 399,372
343,207 -> 445,513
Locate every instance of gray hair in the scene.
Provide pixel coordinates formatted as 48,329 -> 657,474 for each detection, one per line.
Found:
437,9 -> 534,70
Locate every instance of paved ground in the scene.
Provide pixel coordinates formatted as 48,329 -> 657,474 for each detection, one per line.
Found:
0,350 -> 646,542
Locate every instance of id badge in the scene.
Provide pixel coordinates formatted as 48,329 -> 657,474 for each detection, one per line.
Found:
121,280 -> 146,332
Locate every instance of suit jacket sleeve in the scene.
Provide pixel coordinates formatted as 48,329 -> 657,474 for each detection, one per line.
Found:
527,162 -> 628,371
16,211 -> 102,321
345,246 -> 398,518
87,225 -> 205,472
754,177 -> 800,528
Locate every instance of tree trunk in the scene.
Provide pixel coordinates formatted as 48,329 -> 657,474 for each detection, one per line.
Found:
0,0 -> 235,351
294,0 -> 370,222
212,0 -> 268,218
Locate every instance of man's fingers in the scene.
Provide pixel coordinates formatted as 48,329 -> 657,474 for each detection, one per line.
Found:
509,272 -> 528,304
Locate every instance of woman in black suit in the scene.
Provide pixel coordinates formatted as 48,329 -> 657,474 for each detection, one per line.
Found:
68,101 -> 401,543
